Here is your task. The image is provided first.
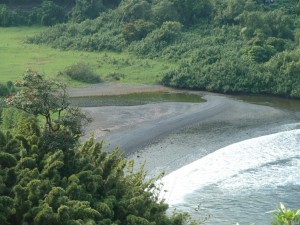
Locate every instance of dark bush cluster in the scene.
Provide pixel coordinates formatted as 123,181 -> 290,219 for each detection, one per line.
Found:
61,63 -> 101,84
0,0 -> 121,26
0,81 -> 15,97
0,128 -> 194,225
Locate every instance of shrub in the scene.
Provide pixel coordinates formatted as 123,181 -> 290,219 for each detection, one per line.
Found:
151,0 -> 180,24
248,45 -> 276,63
129,21 -> 183,56
122,19 -> 156,43
39,1 -> 66,26
0,126 -> 195,225
70,0 -> 104,23
0,83 -> 9,96
62,63 -> 101,83
118,0 -> 151,21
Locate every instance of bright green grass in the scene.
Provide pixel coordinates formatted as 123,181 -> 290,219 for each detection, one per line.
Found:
0,27 -> 175,86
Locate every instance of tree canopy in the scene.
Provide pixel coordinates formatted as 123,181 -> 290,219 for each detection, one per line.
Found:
0,129 -> 196,225
6,69 -> 91,135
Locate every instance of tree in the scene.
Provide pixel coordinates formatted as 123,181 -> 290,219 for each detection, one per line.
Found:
0,127 -> 197,225
70,0 -> 104,23
170,0 -> 213,24
151,0 -> 180,24
39,1 -> 66,26
118,0 -> 151,21
6,69 -> 90,136
122,19 -> 156,42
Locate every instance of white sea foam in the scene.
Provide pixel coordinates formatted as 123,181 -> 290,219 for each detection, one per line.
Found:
160,126 -> 300,205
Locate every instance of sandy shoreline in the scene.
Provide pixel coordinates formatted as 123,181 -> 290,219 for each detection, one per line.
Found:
70,83 -> 299,176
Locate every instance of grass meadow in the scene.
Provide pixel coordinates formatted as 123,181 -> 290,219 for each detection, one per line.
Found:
0,27 -> 174,86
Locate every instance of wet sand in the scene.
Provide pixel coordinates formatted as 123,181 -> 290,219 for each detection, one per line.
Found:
70,84 -> 298,176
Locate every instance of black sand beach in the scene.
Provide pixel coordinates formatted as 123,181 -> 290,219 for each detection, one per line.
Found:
70,84 -> 299,176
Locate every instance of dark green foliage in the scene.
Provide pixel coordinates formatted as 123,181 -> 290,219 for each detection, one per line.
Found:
262,49 -> 300,97
118,0 -> 152,22
237,9 -> 294,40
39,1 -> 66,26
61,62 -> 101,83
0,127 -> 194,225
0,152 -> 17,168
27,12 -> 126,51
0,2 -> 66,26
151,0 -> 180,24
248,45 -> 276,63
170,0 -> 213,24
129,21 -> 183,56
122,19 -> 156,43
22,0 -> 300,97
1,108 -> 40,137
70,0 -> 104,23
0,4 -> 11,26
0,0 -> 119,26
0,81 -> 15,97
0,83 -> 10,97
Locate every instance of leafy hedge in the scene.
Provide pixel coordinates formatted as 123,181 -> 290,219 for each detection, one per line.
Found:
0,0 -> 122,26
61,63 -> 101,84
0,123 -> 194,224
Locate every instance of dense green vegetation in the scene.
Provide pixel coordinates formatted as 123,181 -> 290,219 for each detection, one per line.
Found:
0,0 -> 121,26
17,0 -> 300,97
0,124 -> 196,224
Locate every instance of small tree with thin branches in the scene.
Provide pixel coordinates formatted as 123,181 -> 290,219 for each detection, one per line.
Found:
6,69 -> 90,137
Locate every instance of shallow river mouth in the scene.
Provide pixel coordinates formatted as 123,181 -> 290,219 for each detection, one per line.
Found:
72,86 -> 300,225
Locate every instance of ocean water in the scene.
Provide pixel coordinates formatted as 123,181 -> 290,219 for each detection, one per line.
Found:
160,125 -> 300,224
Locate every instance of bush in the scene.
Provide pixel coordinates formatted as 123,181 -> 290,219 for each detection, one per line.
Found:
118,0 -> 151,21
129,21 -> 183,56
0,83 -> 9,96
122,19 -> 156,43
0,125 -> 195,225
151,0 -> 180,24
27,11 -> 127,52
62,63 -> 101,83
248,45 -> 276,63
39,1 -> 66,26
0,4 -> 10,26
70,0 -> 104,23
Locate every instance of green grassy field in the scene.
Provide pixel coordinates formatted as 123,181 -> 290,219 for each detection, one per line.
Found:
0,27 -> 174,86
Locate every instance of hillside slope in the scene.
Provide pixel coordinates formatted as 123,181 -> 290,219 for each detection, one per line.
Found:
4,0 -> 300,97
